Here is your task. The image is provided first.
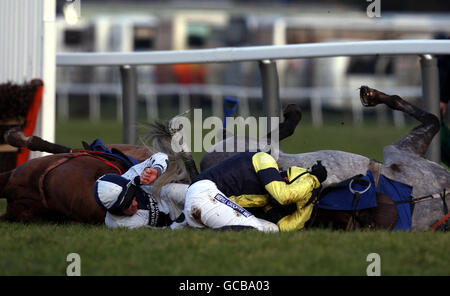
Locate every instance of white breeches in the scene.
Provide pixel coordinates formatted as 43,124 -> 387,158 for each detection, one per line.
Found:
184,180 -> 279,232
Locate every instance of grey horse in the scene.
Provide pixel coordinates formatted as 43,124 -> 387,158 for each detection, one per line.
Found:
197,86 -> 449,231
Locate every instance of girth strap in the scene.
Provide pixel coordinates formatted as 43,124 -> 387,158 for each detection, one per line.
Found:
39,157 -> 71,208
38,153 -> 123,208
397,189 -> 450,205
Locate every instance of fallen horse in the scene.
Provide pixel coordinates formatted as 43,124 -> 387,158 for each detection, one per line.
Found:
194,86 -> 450,231
0,138 -> 189,223
1,86 -> 449,231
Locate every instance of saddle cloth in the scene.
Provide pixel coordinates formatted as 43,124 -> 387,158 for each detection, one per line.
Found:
316,170 -> 413,231
84,138 -> 139,170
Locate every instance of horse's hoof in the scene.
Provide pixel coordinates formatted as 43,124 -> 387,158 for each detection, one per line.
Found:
359,85 -> 382,107
4,128 -> 29,147
283,104 -> 302,123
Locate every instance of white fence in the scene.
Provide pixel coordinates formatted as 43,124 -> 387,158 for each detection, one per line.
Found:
57,40 -> 450,65
55,82 -> 422,125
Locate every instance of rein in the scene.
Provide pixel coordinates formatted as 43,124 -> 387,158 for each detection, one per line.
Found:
423,189 -> 449,231
38,152 -> 124,208
367,161 -> 449,231
67,150 -> 123,175
403,189 -> 449,231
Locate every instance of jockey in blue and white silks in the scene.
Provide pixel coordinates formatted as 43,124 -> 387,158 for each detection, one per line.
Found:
93,152 -> 183,229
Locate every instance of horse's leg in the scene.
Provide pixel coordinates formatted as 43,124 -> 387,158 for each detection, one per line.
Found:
0,170 -> 12,197
3,199 -> 42,223
0,171 -> 10,222
4,128 -> 71,154
266,103 -> 302,142
0,170 -> 13,221
1,174 -> 48,223
359,85 -> 440,157
218,103 -> 301,147
199,104 -> 302,171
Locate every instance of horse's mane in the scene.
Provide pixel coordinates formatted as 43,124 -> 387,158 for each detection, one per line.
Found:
140,120 -> 191,203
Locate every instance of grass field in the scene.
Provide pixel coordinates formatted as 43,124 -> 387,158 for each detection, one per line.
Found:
0,224 -> 448,276
1,118 -> 449,276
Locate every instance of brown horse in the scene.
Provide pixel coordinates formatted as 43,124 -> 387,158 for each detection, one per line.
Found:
0,103 -> 302,225
0,139 -> 187,223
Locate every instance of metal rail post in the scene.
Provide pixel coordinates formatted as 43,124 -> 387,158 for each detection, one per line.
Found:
420,54 -> 441,163
259,60 -> 281,133
119,65 -> 138,145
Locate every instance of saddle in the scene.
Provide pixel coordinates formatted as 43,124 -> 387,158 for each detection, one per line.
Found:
308,192 -> 399,230
307,170 -> 413,231
82,138 -> 139,170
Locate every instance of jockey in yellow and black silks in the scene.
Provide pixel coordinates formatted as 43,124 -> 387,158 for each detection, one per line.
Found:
182,151 -> 327,232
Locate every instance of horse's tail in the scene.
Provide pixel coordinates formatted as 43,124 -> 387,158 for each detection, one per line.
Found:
144,115 -> 199,183
0,170 -> 12,198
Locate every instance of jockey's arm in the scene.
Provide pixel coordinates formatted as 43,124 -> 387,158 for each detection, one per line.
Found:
252,152 -> 320,205
122,152 -> 169,184
104,210 -> 149,229
145,152 -> 169,177
265,201 -> 315,232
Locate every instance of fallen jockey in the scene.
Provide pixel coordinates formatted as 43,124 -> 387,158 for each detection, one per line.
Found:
178,151 -> 327,232
93,152 -> 184,229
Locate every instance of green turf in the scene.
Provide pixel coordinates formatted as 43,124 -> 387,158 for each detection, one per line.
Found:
0,223 -> 448,276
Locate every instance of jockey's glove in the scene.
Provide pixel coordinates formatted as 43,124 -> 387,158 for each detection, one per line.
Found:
310,162 -> 327,183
